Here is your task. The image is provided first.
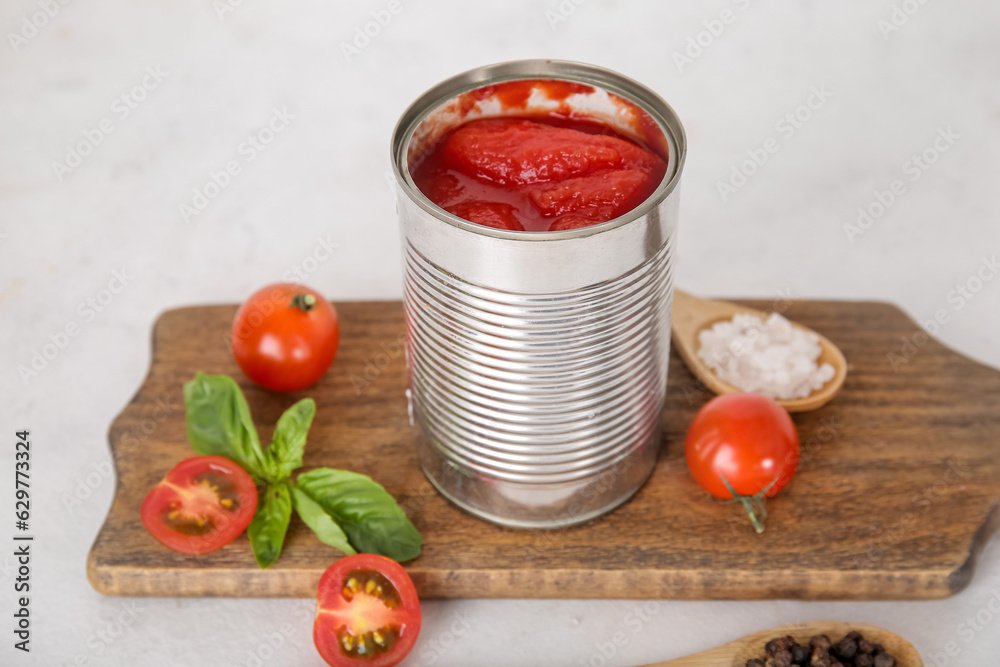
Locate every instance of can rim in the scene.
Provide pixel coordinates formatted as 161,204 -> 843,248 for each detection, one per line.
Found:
390,59 -> 687,241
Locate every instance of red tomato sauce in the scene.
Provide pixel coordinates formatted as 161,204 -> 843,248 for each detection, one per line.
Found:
410,115 -> 668,232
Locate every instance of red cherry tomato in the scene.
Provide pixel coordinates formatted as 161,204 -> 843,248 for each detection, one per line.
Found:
313,554 -> 422,667
140,455 -> 258,555
231,283 -> 340,392
685,392 -> 800,499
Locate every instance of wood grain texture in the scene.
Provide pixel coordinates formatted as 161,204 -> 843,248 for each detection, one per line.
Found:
87,300 -> 1000,599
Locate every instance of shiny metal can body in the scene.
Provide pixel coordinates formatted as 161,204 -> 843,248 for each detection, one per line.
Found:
391,60 -> 686,528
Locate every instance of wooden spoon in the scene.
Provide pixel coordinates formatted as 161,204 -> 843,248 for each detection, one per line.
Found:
671,289 -> 847,412
641,621 -> 922,667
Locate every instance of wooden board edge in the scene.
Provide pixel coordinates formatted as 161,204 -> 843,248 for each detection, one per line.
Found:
412,567 -> 968,601
856,299 -> 1000,375
86,542 -> 115,596
103,305 -> 184,449
83,564 -> 967,600
87,307 -> 177,596
876,302 -> 1000,599
947,497 -> 1000,595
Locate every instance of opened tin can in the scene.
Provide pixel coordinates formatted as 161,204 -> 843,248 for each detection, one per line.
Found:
391,60 -> 686,528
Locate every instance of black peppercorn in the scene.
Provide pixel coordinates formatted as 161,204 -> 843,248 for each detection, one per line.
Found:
834,637 -> 858,660
810,635 -> 833,651
810,649 -> 832,667
766,650 -> 794,667
751,632 -> 896,667
777,636 -> 797,652
767,636 -> 797,655
873,653 -> 895,667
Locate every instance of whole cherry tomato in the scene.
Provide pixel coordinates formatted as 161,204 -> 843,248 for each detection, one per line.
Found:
685,392 -> 800,532
231,283 -> 340,392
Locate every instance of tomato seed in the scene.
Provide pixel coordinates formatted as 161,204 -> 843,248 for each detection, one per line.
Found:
336,627 -> 399,659
340,570 -> 400,608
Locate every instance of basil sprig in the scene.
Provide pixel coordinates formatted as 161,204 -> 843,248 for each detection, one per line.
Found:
182,372 -> 421,568
296,469 -> 422,561
183,372 -> 268,477
247,481 -> 292,568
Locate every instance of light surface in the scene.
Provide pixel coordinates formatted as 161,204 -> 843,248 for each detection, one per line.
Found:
1,1 -> 998,666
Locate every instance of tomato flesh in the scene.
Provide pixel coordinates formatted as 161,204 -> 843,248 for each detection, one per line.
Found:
140,455 -> 258,555
685,392 -> 800,499
231,283 -> 340,392
410,116 -> 667,232
314,554 -> 421,667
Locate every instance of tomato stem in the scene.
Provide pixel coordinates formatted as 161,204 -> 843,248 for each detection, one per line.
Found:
720,475 -> 778,534
290,293 -> 317,312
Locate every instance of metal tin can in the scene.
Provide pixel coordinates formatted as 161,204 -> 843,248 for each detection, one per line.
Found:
391,60 -> 686,528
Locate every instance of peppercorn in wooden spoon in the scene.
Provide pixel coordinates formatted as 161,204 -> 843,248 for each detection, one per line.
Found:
638,622 -> 922,667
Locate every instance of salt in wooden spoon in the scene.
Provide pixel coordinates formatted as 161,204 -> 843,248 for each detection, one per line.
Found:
641,621 -> 922,667
671,289 -> 847,412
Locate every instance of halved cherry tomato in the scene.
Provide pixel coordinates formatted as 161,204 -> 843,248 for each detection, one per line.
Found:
314,554 -> 422,667
140,455 -> 258,555
231,283 -> 340,392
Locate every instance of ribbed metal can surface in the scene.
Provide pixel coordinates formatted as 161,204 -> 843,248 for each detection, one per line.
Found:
391,60 -> 686,528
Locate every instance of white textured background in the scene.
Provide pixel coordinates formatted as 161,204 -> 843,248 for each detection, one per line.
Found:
2,0 -> 999,665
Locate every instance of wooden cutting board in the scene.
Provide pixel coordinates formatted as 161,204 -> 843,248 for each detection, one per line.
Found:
87,300 -> 1000,599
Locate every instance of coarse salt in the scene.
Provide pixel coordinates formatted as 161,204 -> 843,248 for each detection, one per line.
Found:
696,312 -> 835,400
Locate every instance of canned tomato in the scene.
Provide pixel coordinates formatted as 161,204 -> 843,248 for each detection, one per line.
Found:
391,60 -> 686,528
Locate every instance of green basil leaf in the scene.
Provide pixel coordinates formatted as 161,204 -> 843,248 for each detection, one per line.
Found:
248,481 -> 292,569
183,372 -> 267,479
266,398 -> 315,480
296,468 -> 421,562
291,484 -> 356,556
